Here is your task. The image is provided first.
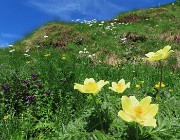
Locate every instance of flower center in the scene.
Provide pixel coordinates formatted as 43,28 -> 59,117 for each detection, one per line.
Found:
84,82 -> 98,92
133,106 -> 143,117
117,83 -> 124,91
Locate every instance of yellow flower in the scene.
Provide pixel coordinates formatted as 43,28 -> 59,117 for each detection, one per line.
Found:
145,45 -> 174,61
3,115 -> 10,121
136,84 -> 141,90
155,82 -> 165,88
61,54 -> 66,60
109,79 -> 130,94
61,56 -> 66,60
169,89 -> 173,92
44,53 -> 50,57
26,61 -> 30,64
118,96 -> 158,127
141,81 -> 144,84
74,78 -> 109,94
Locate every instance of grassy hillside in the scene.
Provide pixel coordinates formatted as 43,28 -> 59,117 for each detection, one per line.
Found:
0,1 -> 180,139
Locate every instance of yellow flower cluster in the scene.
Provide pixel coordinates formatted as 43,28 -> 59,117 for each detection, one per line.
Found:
155,82 -> 165,88
74,78 -> 159,127
73,45 -> 174,128
74,78 -> 130,94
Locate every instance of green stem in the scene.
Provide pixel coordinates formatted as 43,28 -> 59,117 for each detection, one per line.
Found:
92,95 -> 103,130
159,60 -> 163,89
135,123 -> 139,140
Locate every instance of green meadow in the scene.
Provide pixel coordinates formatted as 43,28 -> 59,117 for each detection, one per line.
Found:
0,1 -> 180,139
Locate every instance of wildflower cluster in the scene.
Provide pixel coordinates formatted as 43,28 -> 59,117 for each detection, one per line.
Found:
74,45 -> 174,130
74,78 -> 130,94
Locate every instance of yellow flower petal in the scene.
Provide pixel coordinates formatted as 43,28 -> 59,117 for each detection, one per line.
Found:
129,96 -> 139,107
97,80 -> 109,89
143,118 -> 157,128
118,110 -> 134,122
145,104 -> 159,118
145,52 -> 155,58
122,96 -> 139,115
139,96 -> 152,113
74,83 -> 85,93
84,78 -> 95,84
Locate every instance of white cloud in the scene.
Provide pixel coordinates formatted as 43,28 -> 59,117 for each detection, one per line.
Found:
1,33 -> 20,39
25,0 -> 127,20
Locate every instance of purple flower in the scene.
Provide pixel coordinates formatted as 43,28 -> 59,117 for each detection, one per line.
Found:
31,74 -> 39,79
36,82 -> 43,88
1,84 -> 11,91
45,90 -> 51,94
25,95 -> 35,102
23,80 -> 30,85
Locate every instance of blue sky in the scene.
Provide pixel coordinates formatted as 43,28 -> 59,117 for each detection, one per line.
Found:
0,0 -> 175,47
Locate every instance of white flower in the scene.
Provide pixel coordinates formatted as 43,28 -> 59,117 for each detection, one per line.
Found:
101,21 -> 104,23
92,54 -> 96,56
8,45 -> 13,47
44,35 -> 48,38
79,51 -> 83,54
105,26 -> 111,30
9,49 -> 15,52
84,48 -> 87,51
110,23 -> 114,26
121,38 -> 127,41
24,53 -> 30,57
25,49 -> 30,52
88,54 -> 92,58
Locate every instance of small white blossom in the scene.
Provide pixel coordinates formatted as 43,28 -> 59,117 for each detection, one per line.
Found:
44,35 -> 48,38
24,53 -> 30,57
25,49 -> 30,52
121,38 -> 127,41
9,49 -> 15,53
88,54 -> 92,58
110,23 -> 114,26
79,50 -> 83,54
